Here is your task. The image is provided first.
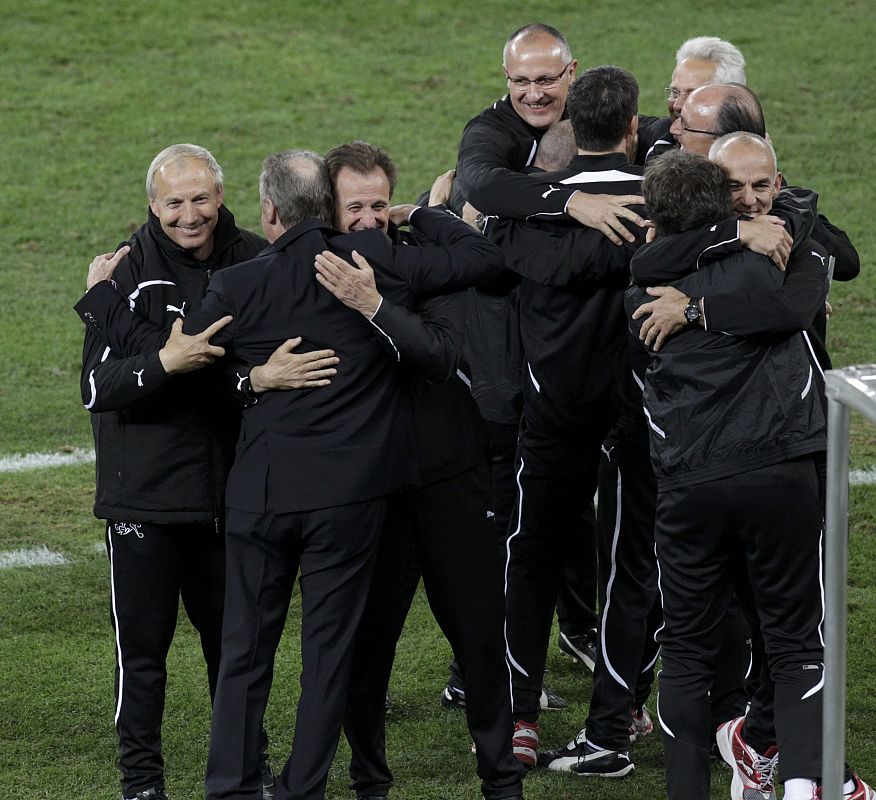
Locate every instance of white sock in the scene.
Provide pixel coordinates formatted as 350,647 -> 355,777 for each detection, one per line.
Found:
784,778 -> 818,800
845,778 -> 857,795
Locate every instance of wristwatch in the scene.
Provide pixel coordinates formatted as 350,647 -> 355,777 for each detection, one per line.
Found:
684,296 -> 702,326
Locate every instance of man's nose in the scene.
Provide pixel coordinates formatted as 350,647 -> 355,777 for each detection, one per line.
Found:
359,210 -> 379,229
741,186 -> 756,207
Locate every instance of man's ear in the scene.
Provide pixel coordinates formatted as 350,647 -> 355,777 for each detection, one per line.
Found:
263,198 -> 279,225
773,170 -> 783,195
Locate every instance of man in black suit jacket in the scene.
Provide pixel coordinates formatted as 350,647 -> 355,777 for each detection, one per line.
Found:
185,149 -> 505,800
181,150 -> 416,800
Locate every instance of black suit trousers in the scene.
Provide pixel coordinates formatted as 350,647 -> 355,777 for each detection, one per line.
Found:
205,498 -> 386,800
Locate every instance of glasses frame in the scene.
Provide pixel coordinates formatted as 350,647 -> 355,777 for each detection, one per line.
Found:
680,123 -> 721,137
506,60 -> 573,90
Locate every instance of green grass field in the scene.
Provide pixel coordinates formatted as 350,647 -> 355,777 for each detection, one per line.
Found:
1,1 -> 874,798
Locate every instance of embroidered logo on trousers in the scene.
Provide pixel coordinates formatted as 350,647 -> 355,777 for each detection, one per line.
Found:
114,521 -> 144,538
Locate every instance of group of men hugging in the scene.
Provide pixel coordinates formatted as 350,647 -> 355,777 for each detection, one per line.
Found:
76,19 -> 869,800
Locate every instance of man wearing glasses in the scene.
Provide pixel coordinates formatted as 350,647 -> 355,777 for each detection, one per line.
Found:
637,35 -> 747,163
669,82 -> 766,155
454,23 -> 646,245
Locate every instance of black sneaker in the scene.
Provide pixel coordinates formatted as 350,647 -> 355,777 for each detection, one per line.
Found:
440,683 -> 466,709
124,788 -> 170,800
260,753 -> 275,800
540,684 -> 568,711
539,728 -> 634,777
558,629 -> 597,672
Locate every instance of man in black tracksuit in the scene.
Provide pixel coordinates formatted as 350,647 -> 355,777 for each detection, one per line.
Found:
75,144 -> 266,800
493,66 -> 648,767
627,150 -> 828,800
453,23 -> 646,246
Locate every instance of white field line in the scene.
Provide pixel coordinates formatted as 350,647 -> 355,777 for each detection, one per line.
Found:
850,469 -> 876,486
0,546 -> 71,569
1,450 -> 875,488
0,448 -> 95,472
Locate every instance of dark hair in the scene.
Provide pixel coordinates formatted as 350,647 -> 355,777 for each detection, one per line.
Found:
643,150 -> 733,236
324,141 -> 398,198
259,150 -> 333,228
714,83 -> 765,137
504,23 -> 571,61
567,65 -> 639,151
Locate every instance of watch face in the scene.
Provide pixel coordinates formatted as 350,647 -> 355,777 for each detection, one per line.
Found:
684,301 -> 701,324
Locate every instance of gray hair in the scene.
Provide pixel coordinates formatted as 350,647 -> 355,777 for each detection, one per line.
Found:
259,149 -> 333,228
146,143 -> 223,201
709,131 -> 777,174
533,120 -> 577,171
504,23 -> 572,64
675,36 -> 746,85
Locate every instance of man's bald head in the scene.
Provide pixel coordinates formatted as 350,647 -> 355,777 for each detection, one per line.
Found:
503,23 -> 572,64
670,83 -> 766,156
709,132 -> 781,218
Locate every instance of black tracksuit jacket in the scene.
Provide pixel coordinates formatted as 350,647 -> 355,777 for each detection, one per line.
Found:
485,152 -> 647,428
75,207 -> 265,524
626,224 -> 829,492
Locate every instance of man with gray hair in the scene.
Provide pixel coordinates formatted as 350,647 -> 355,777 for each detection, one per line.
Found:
637,35 -> 746,162
75,143 -> 268,800
183,149 -> 486,800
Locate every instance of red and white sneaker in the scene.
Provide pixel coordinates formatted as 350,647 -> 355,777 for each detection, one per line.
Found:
843,773 -> 876,800
512,719 -> 539,768
715,716 -> 778,800
629,706 -> 654,743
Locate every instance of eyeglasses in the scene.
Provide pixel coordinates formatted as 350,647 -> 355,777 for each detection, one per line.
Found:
680,123 -> 720,137
665,87 -> 690,100
506,60 -> 573,90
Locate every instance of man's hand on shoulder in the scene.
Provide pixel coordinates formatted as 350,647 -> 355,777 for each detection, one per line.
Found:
428,169 -> 456,207
739,216 -> 792,271
632,286 -> 696,351
250,338 -> 339,392
314,249 -> 383,317
567,192 -> 646,245
158,316 -> 232,374
87,245 -> 131,290
389,204 -> 418,227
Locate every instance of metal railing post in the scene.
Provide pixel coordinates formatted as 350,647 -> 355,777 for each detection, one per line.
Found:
823,398 -> 850,799
822,364 -> 876,799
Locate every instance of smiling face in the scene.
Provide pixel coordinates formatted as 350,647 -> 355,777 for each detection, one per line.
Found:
712,139 -> 782,218
149,160 -> 223,260
333,166 -> 391,233
667,57 -> 716,120
503,32 -> 576,129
